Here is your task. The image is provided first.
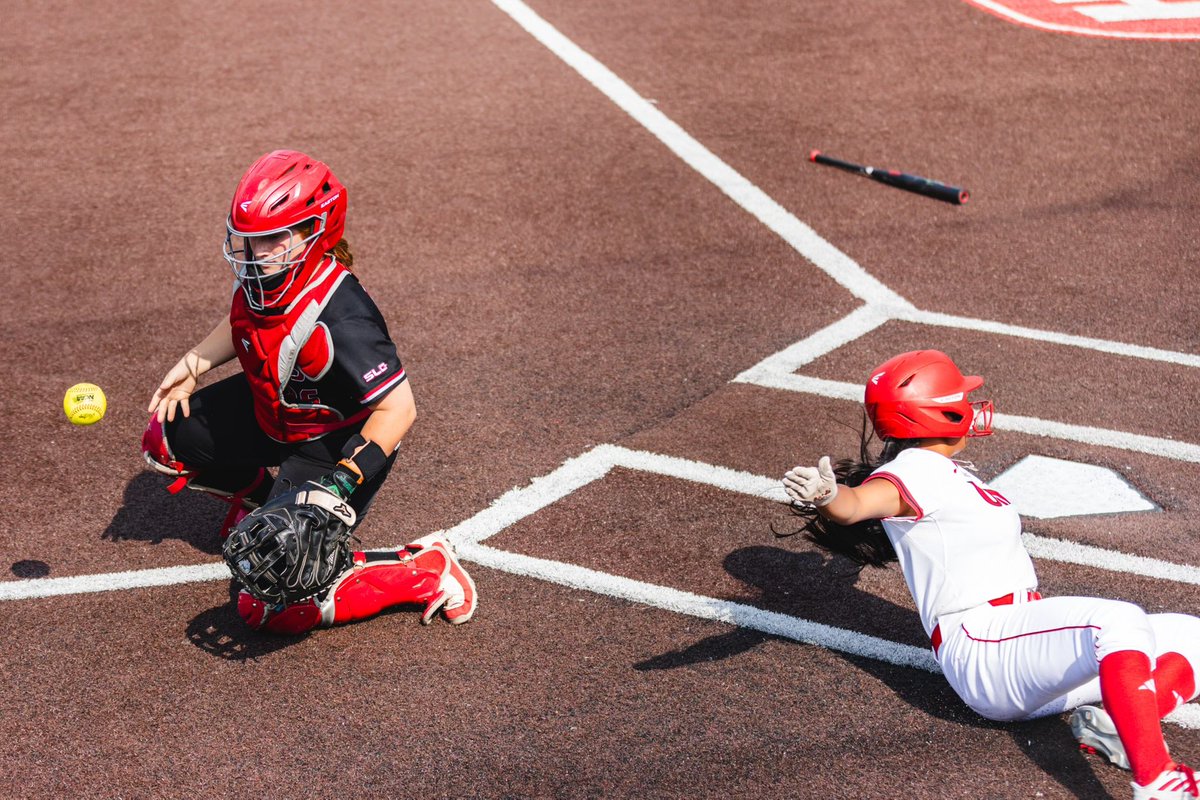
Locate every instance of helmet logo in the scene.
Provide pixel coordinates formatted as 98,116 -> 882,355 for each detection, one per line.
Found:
871,371 -> 885,385
240,200 -> 251,212
931,392 -> 965,404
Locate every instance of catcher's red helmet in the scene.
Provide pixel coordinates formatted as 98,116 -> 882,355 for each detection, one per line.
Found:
864,350 -> 993,439
222,150 -> 347,310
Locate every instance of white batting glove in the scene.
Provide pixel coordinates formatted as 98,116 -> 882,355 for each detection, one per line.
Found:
782,456 -> 838,507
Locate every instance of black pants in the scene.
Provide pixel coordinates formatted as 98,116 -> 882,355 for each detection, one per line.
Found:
165,373 -> 396,521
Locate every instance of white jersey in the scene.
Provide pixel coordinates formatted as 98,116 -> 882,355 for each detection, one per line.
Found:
868,447 -> 1037,636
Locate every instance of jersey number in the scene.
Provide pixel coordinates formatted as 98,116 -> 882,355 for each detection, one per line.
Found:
969,481 -> 1011,507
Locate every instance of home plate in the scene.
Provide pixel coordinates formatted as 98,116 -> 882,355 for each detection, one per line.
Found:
990,455 -> 1158,519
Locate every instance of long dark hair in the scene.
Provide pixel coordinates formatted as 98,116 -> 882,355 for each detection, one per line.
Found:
776,413 -> 920,570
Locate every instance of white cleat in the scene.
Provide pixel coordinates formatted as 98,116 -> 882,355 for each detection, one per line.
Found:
1071,705 -> 1130,770
1132,764 -> 1199,800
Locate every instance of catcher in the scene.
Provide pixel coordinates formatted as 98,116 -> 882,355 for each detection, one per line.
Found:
142,149 -> 476,633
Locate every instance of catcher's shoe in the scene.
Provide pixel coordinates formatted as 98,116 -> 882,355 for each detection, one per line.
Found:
1072,705 -> 1130,770
405,534 -> 477,625
1132,764 -> 1199,800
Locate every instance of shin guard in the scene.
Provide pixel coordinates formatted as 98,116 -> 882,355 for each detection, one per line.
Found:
237,548 -> 464,634
328,552 -> 444,626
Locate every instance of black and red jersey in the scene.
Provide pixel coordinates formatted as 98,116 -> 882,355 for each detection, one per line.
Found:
229,258 -> 406,443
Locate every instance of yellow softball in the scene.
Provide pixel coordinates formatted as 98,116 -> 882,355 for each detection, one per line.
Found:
64,382 -> 107,426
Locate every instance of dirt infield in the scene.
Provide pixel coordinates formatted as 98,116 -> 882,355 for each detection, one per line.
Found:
2,1 -> 1198,798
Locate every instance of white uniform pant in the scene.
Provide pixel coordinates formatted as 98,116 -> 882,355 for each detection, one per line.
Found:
935,595 -> 1200,722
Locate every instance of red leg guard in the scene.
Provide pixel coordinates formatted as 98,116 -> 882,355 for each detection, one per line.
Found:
329,553 -> 443,625
236,550 -> 454,635
404,535 -> 478,625
237,590 -> 325,634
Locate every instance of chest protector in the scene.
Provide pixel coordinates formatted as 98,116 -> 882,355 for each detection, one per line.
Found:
230,258 -> 370,443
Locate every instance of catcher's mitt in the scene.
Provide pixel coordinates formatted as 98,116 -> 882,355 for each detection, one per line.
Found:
222,484 -> 357,605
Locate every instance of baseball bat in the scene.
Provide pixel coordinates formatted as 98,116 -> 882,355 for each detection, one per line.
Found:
809,150 -> 969,205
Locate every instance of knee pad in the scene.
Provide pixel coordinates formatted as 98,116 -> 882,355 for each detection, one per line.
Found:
237,590 -> 329,635
141,414 -> 192,493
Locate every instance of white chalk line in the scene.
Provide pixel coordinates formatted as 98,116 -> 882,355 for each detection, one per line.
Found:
903,309 -> 1200,369
489,0 -> 906,309
457,540 -> 938,671
10,446 -> 1200,617
8,446 -> 1197,600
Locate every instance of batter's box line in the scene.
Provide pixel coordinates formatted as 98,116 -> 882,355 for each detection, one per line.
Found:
446,443 -> 1200,587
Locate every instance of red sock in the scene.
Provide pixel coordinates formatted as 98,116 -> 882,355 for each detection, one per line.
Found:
1154,652 -> 1197,718
1100,650 -> 1173,785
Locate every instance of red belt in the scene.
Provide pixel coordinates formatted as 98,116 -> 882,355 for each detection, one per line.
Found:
930,591 -> 1042,656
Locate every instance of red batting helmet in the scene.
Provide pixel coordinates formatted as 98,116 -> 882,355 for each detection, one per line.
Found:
222,150 -> 347,310
864,350 -> 993,439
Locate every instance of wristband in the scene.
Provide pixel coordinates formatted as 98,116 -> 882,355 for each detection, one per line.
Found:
339,434 -> 389,484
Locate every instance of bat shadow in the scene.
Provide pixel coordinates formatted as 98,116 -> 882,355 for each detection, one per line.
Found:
634,543 -> 1116,800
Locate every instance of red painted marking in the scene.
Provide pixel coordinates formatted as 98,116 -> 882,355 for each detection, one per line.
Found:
960,0 -> 1200,40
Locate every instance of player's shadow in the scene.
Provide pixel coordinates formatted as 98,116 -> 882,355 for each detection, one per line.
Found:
102,472 -> 227,555
634,544 -> 1116,800
184,581 -> 308,661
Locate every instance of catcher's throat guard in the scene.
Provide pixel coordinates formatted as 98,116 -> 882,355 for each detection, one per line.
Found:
223,486 -> 356,605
